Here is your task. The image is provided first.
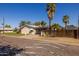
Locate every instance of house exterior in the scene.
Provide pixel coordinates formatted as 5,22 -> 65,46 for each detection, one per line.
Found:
20,25 -> 39,35
20,25 -> 47,36
21,26 -> 36,35
20,24 -> 79,38
0,28 -> 13,33
66,25 -> 79,38
54,25 -> 79,38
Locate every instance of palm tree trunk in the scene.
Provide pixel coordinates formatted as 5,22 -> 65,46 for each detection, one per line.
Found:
3,17 -> 5,34
77,16 -> 79,39
49,19 -> 52,35
65,23 -> 67,36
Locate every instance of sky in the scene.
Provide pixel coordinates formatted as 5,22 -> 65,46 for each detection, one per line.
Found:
0,3 -> 79,28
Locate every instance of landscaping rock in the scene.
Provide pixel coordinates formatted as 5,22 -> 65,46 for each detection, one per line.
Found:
0,45 -> 24,56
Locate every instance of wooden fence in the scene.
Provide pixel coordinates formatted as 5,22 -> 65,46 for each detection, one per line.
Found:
51,29 -> 79,39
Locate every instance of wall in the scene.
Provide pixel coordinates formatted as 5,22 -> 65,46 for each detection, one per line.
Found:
52,29 -> 78,39
21,27 -> 36,35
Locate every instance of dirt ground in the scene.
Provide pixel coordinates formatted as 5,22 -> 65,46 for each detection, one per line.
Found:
0,35 -> 79,56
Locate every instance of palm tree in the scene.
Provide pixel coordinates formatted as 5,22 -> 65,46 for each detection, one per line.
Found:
63,15 -> 69,30
63,15 -> 69,35
77,16 -> 79,38
46,3 -> 56,34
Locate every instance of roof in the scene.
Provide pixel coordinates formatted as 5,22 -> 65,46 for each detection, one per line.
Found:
20,24 -> 47,29
20,24 -> 64,31
65,25 -> 78,30
20,24 -> 38,29
0,28 -> 13,31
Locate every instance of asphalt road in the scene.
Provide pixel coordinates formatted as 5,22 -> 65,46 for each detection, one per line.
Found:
0,36 -> 79,56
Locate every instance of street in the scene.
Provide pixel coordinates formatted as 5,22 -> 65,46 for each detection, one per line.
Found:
0,35 -> 79,56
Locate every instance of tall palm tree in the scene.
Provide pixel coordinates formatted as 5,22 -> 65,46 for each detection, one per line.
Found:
77,16 -> 79,38
63,15 -> 69,30
63,15 -> 69,35
46,3 -> 56,34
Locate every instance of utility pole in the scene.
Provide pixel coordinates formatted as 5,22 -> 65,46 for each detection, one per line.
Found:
1,17 -> 5,42
3,17 -> 5,34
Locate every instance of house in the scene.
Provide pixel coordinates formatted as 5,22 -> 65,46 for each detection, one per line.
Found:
66,25 -> 77,30
66,25 -> 79,38
20,25 -> 39,35
56,25 -> 79,38
52,25 -> 79,38
20,24 -> 47,36
0,27 -> 13,33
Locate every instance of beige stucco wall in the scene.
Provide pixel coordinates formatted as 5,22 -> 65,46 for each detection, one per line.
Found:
21,27 -> 36,35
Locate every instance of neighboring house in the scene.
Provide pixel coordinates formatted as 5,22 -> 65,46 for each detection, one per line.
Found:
52,25 -> 79,38
63,25 -> 78,38
66,25 -> 77,30
66,25 -> 78,38
0,28 -> 13,33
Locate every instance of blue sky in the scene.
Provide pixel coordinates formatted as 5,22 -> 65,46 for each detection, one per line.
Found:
0,3 -> 79,28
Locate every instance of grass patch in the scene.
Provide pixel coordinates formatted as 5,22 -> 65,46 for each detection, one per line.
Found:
4,32 -> 24,36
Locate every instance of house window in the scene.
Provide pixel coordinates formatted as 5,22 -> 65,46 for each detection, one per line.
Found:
29,30 -> 33,34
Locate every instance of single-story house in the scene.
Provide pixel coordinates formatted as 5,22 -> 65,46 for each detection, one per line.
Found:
20,24 -> 79,38
55,25 -> 79,38
65,25 -> 79,38
65,25 -> 77,30
0,28 -> 13,33
20,25 -> 47,35
20,24 -> 64,36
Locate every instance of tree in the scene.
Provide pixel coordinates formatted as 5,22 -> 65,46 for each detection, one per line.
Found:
46,3 -> 56,34
5,24 -> 11,28
13,27 -> 18,32
33,21 -> 47,27
33,21 -> 41,26
63,15 -> 69,29
26,21 -> 31,25
41,21 -> 47,27
13,27 -> 20,34
51,23 -> 60,30
19,20 -> 31,28
63,15 -> 69,35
